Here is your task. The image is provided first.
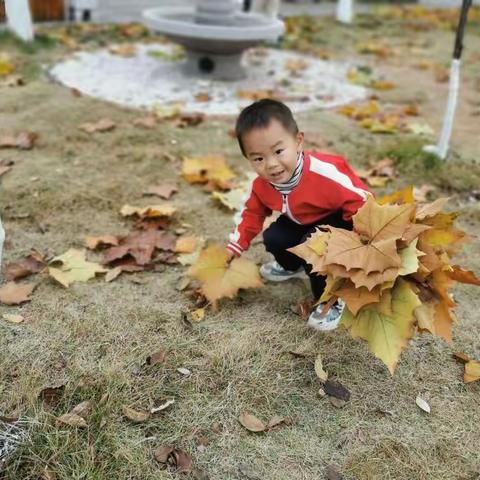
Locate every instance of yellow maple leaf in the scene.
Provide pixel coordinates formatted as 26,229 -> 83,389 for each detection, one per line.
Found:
341,279 -> 421,374
0,54 -> 15,77
377,185 -> 415,205
288,230 -> 330,274
187,244 -> 263,308
464,360 -> 480,384
182,155 -> 236,188
48,249 -> 108,288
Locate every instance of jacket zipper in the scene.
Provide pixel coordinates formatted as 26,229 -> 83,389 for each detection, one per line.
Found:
282,194 -> 300,223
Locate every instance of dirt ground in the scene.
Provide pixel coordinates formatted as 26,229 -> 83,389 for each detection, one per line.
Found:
1,8 -> 480,480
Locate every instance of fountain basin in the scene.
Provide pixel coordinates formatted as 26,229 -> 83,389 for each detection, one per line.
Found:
142,6 -> 284,79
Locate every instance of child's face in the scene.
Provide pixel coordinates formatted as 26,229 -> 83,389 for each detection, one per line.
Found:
242,119 -> 304,184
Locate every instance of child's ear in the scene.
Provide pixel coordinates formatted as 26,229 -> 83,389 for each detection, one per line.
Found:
296,131 -> 305,151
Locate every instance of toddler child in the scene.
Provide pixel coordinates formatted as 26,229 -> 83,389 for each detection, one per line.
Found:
226,99 -> 370,331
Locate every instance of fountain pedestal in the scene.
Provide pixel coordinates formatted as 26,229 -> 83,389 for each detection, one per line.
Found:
143,0 -> 284,80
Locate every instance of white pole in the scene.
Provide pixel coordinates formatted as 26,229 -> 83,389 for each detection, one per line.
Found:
337,0 -> 354,24
423,0 -> 471,160
423,59 -> 461,160
4,0 -> 34,42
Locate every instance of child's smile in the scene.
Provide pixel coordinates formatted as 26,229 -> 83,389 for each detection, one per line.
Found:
242,119 -> 304,184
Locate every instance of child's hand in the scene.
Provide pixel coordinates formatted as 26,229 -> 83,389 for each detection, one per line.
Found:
225,249 -> 236,264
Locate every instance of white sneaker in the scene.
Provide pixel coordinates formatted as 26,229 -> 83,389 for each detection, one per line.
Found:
307,300 -> 345,331
259,260 -> 305,282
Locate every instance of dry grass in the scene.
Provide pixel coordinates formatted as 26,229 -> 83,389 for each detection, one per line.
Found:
1,16 -> 480,480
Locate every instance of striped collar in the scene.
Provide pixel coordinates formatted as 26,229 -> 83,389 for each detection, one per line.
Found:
270,152 -> 304,195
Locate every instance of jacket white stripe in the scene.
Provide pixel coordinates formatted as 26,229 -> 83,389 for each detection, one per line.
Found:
229,181 -> 254,245
309,154 -> 369,199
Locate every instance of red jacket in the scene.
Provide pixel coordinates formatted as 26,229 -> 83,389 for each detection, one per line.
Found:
227,150 -> 370,256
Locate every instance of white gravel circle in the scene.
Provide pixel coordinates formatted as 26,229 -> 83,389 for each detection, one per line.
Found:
50,42 -> 367,115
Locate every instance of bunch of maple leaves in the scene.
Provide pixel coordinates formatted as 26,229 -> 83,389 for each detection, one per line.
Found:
288,187 -> 480,374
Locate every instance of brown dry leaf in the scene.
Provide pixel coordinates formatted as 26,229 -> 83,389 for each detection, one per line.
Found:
175,236 -> 197,254
103,230 -> 176,266
150,398 -> 175,414
446,266 -> 480,285
133,116 -> 157,129
238,412 -> 266,432
334,281 -> 381,315
0,281 -> 36,305
144,184 -> 178,200
154,446 -> 193,473
120,204 -> 176,219
324,380 -> 351,402
56,413 -> 88,428
174,112 -> 205,129
464,360 -> 480,383
0,131 -> 38,150
2,313 -> 24,324
85,235 -> 119,250
71,400 -> 94,418
79,118 -> 116,134
39,385 -> 65,406
452,351 -> 471,363
413,184 -> 436,202
187,244 -> 263,308
4,250 -> 46,281
122,405 -> 150,423
146,349 -> 167,365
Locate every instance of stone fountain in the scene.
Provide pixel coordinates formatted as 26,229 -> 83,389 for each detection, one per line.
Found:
142,0 -> 284,80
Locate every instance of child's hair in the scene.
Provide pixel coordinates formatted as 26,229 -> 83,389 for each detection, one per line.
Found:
235,99 -> 299,156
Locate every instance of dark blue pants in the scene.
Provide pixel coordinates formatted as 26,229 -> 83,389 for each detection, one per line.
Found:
263,212 -> 353,300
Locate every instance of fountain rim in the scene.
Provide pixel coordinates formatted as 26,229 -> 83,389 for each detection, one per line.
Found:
142,7 -> 284,42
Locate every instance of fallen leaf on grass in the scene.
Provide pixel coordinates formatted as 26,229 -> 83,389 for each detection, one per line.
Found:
103,230 -> 176,266
133,116 -> 157,129
143,184 -> 178,199
48,249 -> 107,287
238,412 -> 266,432
146,349 -> 167,365
0,281 -> 36,305
182,155 -> 236,190
150,398 -> 175,414
85,235 -> 119,250
56,413 -> 87,428
2,313 -> 24,324
173,112 -> 205,129
39,385 -> 65,406
152,102 -> 184,120
187,244 -> 263,308
71,400 -> 93,418
191,308 -> 205,322
79,118 -> 116,134
314,353 -> 328,382
0,131 -> 38,150
154,446 -> 193,473
120,204 -> 176,218
464,360 -> 480,383
175,236 -> 197,254
324,380 -> 351,402
177,367 -> 191,376
194,92 -> 211,102
4,250 -> 46,280
122,405 -> 150,423
415,395 -> 431,413
0,54 -> 15,76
